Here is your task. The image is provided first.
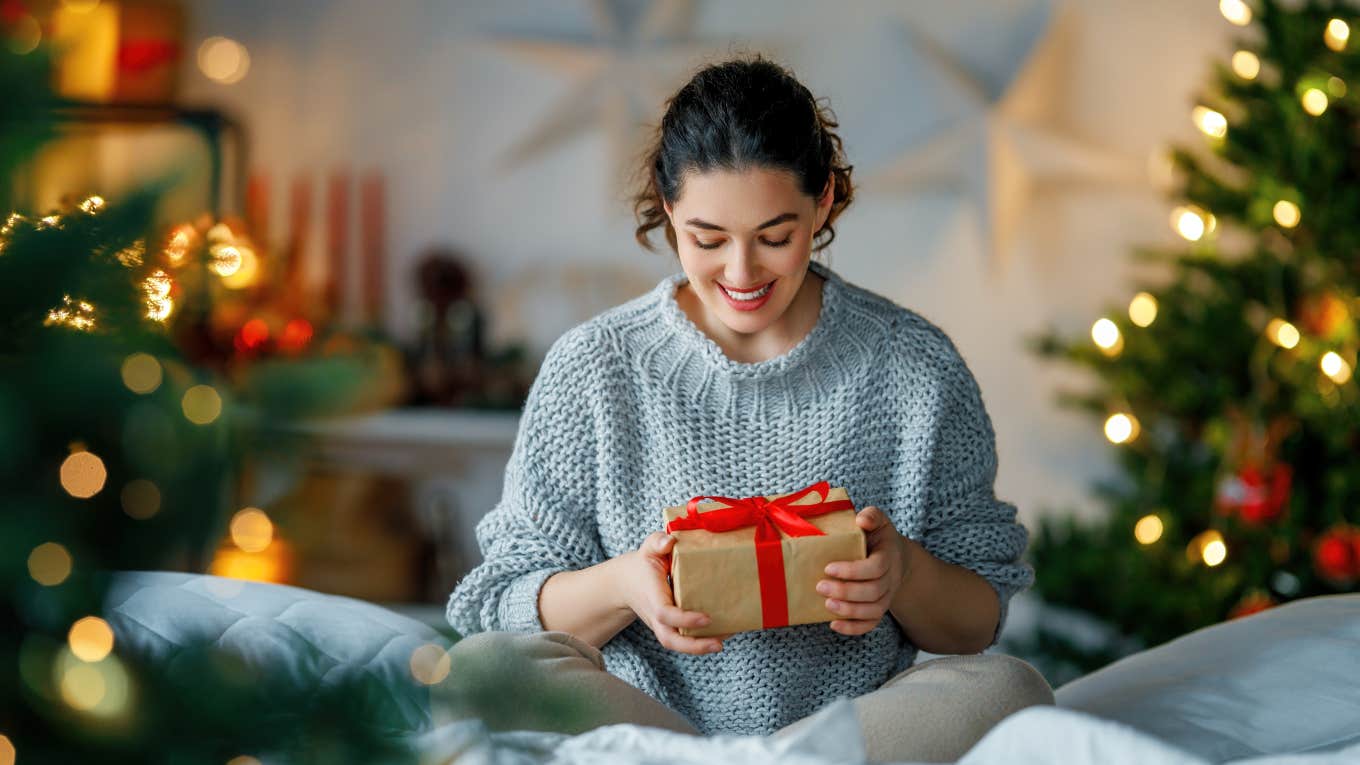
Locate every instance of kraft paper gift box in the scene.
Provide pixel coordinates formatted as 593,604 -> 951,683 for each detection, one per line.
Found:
661,481 -> 867,638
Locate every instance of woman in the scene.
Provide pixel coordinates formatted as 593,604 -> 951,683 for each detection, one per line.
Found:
444,53 -> 1053,762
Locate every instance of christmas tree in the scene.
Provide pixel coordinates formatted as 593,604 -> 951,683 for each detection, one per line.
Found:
1022,0 -> 1360,683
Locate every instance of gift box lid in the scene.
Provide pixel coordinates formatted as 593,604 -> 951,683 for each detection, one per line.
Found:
661,485 -> 859,550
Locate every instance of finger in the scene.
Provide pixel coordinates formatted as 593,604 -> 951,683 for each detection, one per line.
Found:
857,506 -> 888,531
824,554 -> 888,581
817,577 -> 888,603
650,532 -> 675,552
830,619 -> 878,636
656,603 -> 712,630
825,596 -> 887,620
653,620 -> 724,654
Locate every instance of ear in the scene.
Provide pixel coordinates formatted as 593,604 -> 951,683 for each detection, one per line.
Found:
663,199 -> 673,219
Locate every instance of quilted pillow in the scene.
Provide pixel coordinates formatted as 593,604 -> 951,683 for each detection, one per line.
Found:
102,570 -> 452,736
1054,593 -> 1360,763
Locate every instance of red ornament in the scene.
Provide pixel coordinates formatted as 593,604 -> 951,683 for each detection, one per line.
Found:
1215,463 -> 1292,525
1313,526 -> 1360,583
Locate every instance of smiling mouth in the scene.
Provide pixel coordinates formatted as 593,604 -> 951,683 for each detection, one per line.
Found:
718,280 -> 774,300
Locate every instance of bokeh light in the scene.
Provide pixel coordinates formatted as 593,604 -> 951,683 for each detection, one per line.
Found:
56,649 -> 130,717
0,732 -> 13,765
6,14 -> 41,55
1325,18 -> 1350,51
1300,88 -> 1328,116
1191,105 -> 1227,139
1091,318 -> 1123,356
121,352 -> 163,394
181,384 -> 222,425
1134,514 -> 1164,545
1128,292 -> 1158,327
1231,50 -> 1260,80
1267,318 -> 1300,349
121,479 -> 162,520
198,36 -> 251,84
1273,200 -> 1301,228
28,542 -> 73,586
68,616 -> 115,662
1321,351 -> 1353,384
230,508 -> 274,553
1104,412 -> 1139,444
60,449 -> 107,498
1219,0 -> 1252,26
410,643 -> 451,685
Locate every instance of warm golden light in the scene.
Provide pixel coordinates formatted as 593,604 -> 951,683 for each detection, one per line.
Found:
1128,292 -> 1158,327
1273,200 -> 1301,228
1328,76 -> 1347,97
78,194 -> 105,214
1134,514 -> 1164,545
220,244 -> 260,289
1091,318 -> 1122,350
0,733 -> 13,765
230,508 -> 274,553
1231,50 -> 1260,80
1321,351 -> 1353,383
164,224 -> 197,264
1267,318 -> 1300,349
45,294 -> 98,331
198,36 -> 251,84
226,757 -> 264,765
142,268 -> 172,299
56,649 -> 130,718
209,545 -> 288,583
1187,529 -> 1226,565
120,352 -> 163,394
1104,413 -> 1139,444
28,542 -> 73,586
1171,206 -> 1208,241
410,643 -> 452,685
146,295 -> 174,323
181,384 -> 222,425
60,449 -> 107,498
115,239 -> 146,267
68,616 -> 115,662
60,663 -> 105,711
1203,539 -> 1228,566
1220,0 -> 1252,25
1192,105 -> 1228,138
1301,88 -> 1329,116
1326,18 -> 1350,51
121,479 -> 161,520
210,244 -> 243,277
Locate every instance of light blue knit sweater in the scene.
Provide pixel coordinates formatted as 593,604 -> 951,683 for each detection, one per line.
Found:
445,257 -> 1033,735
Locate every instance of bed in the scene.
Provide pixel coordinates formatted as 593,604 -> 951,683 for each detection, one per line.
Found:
102,571 -> 1360,764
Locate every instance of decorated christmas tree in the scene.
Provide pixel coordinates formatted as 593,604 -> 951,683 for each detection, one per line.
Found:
1022,0 -> 1360,682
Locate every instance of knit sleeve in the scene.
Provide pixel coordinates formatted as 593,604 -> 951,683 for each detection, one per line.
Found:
915,341 -> 1034,650
444,325 -> 607,637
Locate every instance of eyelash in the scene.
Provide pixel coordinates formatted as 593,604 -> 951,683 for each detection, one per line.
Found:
694,236 -> 792,250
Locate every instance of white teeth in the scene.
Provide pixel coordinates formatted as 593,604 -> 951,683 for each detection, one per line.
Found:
722,282 -> 772,301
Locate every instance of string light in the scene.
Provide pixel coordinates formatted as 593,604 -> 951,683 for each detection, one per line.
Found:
1328,76 -> 1347,97
60,448 -> 107,498
1301,88 -> 1329,116
1231,50 -> 1260,80
1129,292 -> 1158,327
68,616 -> 115,662
1273,200 -> 1301,228
1171,205 -> 1212,241
1134,514 -> 1164,545
181,384 -> 222,425
209,244 -> 243,277
1321,351 -> 1353,384
45,295 -> 97,331
1192,105 -> 1228,139
1187,529 -> 1227,566
1267,318 -> 1301,349
409,644 -> 452,685
164,224 -> 197,264
0,733 -> 12,765
28,542 -> 73,586
1203,538 -> 1228,566
121,352 -> 163,394
1104,412 -> 1139,444
1219,0 -> 1252,26
38,214 -> 61,229
77,195 -> 105,214
114,239 -> 146,267
147,295 -> 174,322
1091,318 -> 1123,356
1325,18 -> 1350,51
198,36 -> 251,84
229,508 -> 273,553
142,268 -> 172,300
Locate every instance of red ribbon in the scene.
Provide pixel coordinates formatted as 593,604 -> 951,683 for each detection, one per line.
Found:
665,480 -> 854,629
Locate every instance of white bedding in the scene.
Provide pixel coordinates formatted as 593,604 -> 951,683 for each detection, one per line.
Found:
408,696 -> 1360,765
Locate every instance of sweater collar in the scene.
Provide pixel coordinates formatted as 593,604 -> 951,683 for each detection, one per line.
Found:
655,258 -> 843,380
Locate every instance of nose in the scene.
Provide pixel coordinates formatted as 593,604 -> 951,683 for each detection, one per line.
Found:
723,242 -> 762,287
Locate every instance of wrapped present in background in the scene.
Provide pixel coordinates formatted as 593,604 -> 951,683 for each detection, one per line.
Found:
662,481 -> 866,638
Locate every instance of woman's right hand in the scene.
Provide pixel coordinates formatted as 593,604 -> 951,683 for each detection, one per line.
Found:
619,531 -> 734,655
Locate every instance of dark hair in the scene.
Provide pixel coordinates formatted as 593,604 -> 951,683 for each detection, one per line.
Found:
630,53 -> 855,256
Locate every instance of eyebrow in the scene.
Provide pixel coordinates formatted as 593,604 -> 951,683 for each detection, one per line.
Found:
684,212 -> 799,232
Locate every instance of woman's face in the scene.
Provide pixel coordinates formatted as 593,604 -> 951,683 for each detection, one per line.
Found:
664,166 -> 833,336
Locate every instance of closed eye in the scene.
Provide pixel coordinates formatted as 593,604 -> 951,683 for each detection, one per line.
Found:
694,236 -> 792,250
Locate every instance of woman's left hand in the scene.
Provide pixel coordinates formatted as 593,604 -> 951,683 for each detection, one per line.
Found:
816,505 -> 914,636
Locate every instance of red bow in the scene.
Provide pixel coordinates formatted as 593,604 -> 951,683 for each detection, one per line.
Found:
665,480 -> 854,629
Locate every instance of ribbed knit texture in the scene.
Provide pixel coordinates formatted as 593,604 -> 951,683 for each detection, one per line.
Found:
445,258 -> 1034,736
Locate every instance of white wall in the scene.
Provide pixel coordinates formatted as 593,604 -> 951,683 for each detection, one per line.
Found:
180,0 -> 1240,530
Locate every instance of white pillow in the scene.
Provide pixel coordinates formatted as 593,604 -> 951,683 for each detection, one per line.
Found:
1054,594 -> 1360,762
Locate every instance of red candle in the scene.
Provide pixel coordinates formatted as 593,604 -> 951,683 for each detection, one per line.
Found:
325,171 -> 350,320
359,171 -> 386,326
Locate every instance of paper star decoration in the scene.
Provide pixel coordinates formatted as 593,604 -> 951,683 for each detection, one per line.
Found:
486,0 -> 717,195
859,6 -> 1144,272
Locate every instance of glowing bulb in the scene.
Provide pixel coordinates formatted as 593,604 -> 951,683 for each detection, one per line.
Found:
1220,0 -> 1251,25
1273,200 -> 1301,228
121,352 -> 163,394
0,733 -> 12,765
1301,88 -> 1329,116
164,224 -> 196,264
1326,18 -> 1350,51
28,542 -> 73,586
230,508 -> 274,553
142,268 -> 172,299
1172,206 -> 1207,241
147,296 -> 173,322
210,244 -> 243,277
198,36 -> 250,84
1134,514 -> 1164,545
45,294 -> 98,331
1104,413 -> 1139,444
1091,318 -> 1123,356
1267,318 -> 1300,349
410,643 -> 452,685
1192,105 -> 1228,138
60,449 -> 107,498
1231,50 -> 1260,80
68,616 -> 115,662
1129,292 -> 1158,327
181,384 -> 222,425
60,663 -> 105,711
78,195 -> 105,214
1187,529 -> 1226,565
1321,352 -> 1353,383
